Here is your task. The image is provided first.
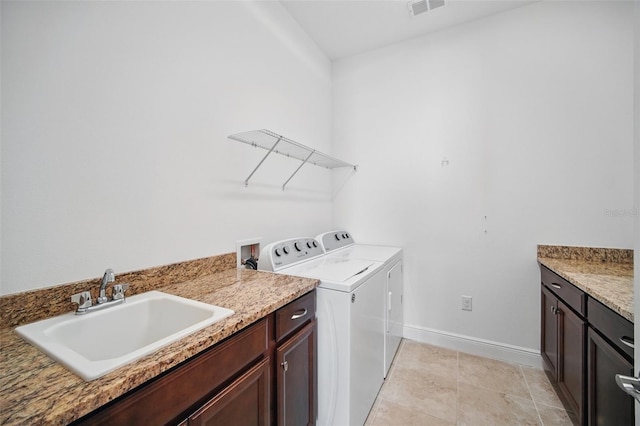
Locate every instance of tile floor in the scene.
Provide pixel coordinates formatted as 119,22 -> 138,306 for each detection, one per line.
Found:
365,339 -> 576,426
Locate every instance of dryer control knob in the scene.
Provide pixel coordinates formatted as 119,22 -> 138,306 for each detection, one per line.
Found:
275,248 -> 281,257
335,233 -> 341,241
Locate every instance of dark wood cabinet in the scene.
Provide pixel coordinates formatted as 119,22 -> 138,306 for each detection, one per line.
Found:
540,264 -> 635,426
587,329 -> 633,426
557,298 -> 586,420
276,321 -> 316,426
540,282 -> 586,423
189,357 -> 271,426
541,285 -> 559,379
74,290 -> 316,426
274,290 -> 317,426
587,300 -> 634,426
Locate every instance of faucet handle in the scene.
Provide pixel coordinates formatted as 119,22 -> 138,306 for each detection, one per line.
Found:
71,291 -> 93,311
111,283 -> 129,301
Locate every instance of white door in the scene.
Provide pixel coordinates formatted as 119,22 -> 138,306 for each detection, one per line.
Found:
385,260 -> 403,377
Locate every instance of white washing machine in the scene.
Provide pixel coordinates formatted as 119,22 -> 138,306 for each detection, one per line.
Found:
258,237 -> 385,426
316,231 -> 404,377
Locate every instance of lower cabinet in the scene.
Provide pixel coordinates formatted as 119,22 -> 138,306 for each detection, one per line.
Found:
188,357 -> 271,426
587,329 -> 634,426
275,321 -> 316,426
540,265 -> 635,426
74,290 -> 316,426
540,285 -> 586,423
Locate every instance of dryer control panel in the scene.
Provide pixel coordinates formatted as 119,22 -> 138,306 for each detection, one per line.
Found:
317,230 -> 355,253
258,237 -> 324,272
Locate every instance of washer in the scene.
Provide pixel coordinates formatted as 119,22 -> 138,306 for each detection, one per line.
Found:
258,237 -> 385,426
316,231 -> 404,377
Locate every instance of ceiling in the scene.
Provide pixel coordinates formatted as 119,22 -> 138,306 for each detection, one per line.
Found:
280,0 -> 538,60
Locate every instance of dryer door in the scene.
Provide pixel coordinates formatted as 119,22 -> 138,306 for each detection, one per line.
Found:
386,260 -> 403,376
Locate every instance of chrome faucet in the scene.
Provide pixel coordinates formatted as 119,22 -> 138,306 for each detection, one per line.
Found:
71,268 -> 129,315
97,268 -> 115,304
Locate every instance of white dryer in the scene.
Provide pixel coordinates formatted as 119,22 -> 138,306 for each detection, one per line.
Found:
258,237 -> 386,426
316,231 -> 404,377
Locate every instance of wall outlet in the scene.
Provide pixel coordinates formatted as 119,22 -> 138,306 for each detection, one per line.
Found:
461,295 -> 472,311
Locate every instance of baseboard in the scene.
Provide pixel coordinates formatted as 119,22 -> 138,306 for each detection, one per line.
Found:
403,324 -> 543,369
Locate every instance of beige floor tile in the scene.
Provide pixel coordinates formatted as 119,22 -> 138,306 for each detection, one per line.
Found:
457,383 -> 541,426
369,398 -> 455,426
521,366 -> 566,409
394,341 -> 458,379
367,340 -> 572,426
458,352 -> 530,398
382,363 -> 458,423
536,403 -> 575,426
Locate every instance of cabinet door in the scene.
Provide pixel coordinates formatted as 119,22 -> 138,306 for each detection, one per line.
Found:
189,357 -> 271,426
541,286 -> 559,379
276,320 -> 316,426
588,328 -> 634,426
557,299 -> 585,423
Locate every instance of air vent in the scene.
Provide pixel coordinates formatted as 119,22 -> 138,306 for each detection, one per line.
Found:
408,0 -> 446,16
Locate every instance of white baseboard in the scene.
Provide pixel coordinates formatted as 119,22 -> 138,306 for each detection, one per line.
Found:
403,324 -> 543,369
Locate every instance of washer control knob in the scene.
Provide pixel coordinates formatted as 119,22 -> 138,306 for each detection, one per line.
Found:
312,241 -> 318,248
307,241 -> 312,249
275,248 -> 281,257
335,233 -> 341,241
283,246 -> 290,255
294,242 -> 302,251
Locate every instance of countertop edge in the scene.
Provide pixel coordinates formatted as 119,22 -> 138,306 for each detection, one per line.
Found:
537,257 -> 633,323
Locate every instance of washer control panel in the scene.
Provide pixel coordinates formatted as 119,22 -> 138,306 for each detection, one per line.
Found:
258,237 -> 324,271
317,230 -> 355,253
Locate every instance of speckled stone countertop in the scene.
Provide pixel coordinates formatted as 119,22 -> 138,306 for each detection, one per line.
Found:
537,245 -> 634,322
0,254 -> 318,425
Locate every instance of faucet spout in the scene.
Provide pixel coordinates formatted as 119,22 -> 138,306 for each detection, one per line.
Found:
97,268 -> 115,304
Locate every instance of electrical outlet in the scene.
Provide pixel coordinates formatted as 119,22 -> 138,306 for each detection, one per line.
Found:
461,296 -> 472,311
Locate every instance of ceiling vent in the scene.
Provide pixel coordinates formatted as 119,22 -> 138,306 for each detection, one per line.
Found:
408,0 -> 446,16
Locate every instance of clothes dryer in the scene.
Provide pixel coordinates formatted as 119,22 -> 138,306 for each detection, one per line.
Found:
316,231 -> 404,377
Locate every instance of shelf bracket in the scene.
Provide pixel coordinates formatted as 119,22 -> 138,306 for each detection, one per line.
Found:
243,136 -> 282,187
282,150 -> 314,191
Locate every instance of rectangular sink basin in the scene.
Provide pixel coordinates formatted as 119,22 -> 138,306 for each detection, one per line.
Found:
15,291 -> 234,381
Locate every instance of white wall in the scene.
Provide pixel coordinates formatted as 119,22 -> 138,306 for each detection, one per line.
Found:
1,1 -> 333,294
333,1 -> 635,352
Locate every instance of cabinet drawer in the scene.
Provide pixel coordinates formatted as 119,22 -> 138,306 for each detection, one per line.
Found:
78,317 -> 270,425
588,298 -> 634,359
540,265 -> 585,316
276,291 -> 316,343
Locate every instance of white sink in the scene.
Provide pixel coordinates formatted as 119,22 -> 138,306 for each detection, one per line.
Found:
15,291 -> 234,381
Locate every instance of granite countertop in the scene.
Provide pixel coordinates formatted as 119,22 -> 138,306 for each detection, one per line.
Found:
537,245 -> 634,323
0,262 -> 318,425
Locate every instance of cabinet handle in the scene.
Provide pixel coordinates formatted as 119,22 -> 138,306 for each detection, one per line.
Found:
291,309 -> 307,320
281,361 -> 288,372
620,336 -> 635,349
550,283 -> 562,289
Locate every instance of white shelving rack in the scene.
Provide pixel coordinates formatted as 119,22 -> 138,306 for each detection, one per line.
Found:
228,129 -> 357,190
